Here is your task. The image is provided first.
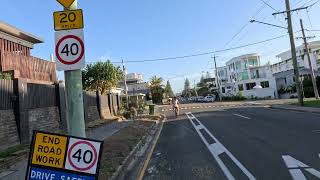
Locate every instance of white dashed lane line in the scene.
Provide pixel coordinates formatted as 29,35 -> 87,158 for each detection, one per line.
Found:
233,113 -> 251,119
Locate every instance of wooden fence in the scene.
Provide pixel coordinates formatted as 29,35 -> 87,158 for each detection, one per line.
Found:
0,50 -> 56,82
0,79 -> 14,110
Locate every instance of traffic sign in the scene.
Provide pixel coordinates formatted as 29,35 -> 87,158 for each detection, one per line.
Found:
55,29 -> 85,71
56,0 -> 76,8
65,138 -> 101,174
54,9 -> 84,31
31,133 -> 68,168
26,131 -> 103,180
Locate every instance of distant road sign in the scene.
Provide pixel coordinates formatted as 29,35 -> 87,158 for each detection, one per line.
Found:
55,29 -> 85,71
56,0 -> 76,8
54,9 -> 84,31
26,131 -> 103,180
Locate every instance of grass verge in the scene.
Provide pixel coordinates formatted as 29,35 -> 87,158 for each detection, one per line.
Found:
303,100 -> 320,107
0,145 -> 28,159
99,121 -> 154,179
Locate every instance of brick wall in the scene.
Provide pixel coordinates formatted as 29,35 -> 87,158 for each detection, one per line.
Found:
28,107 -> 60,137
0,110 -> 20,150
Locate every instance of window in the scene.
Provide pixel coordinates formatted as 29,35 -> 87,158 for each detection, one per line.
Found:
248,59 -> 258,67
222,87 -> 226,93
246,82 -> 256,90
242,72 -> 249,80
238,84 -> 244,91
235,61 -> 241,70
260,81 -> 270,88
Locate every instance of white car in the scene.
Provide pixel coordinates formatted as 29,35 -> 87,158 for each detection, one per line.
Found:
204,96 -> 215,102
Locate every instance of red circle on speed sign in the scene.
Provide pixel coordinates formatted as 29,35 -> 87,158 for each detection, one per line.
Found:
55,35 -> 85,65
67,140 -> 98,171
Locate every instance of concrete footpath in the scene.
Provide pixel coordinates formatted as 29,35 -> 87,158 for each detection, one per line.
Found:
0,120 -> 133,180
271,104 -> 320,114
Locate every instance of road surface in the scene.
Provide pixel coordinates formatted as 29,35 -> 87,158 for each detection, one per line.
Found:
144,106 -> 320,180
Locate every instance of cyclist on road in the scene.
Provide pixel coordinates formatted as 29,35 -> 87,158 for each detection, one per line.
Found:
173,97 -> 179,117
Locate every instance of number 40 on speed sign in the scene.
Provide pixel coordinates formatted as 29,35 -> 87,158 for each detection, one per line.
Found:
55,29 -> 85,71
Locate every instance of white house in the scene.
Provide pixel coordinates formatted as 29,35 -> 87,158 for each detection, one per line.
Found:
271,41 -> 320,90
119,73 -> 151,101
217,53 -> 278,99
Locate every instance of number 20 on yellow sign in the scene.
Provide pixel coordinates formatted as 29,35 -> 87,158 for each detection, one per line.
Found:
54,9 -> 84,31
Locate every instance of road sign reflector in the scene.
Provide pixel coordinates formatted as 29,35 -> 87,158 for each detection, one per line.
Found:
56,0 -> 76,8
54,9 -> 84,31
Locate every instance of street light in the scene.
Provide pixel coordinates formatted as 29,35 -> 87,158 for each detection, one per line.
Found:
250,20 -> 287,29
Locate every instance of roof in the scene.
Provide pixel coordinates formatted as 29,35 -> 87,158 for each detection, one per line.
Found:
276,41 -> 320,59
0,21 -> 43,44
226,53 -> 260,65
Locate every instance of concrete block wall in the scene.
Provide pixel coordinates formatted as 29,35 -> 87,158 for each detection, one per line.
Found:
86,106 -> 100,123
28,107 -> 60,137
0,110 -> 20,150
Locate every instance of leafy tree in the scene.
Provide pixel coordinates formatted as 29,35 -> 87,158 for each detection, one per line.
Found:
149,76 -> 164,104
0,72 -> 12,80
197,86 -> 210,96
184,78 -> 191,91
197,75 -> 206,87
164,81 -> 174,98
82,61 -> 123,94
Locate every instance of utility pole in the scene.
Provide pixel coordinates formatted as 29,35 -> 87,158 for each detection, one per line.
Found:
273,0 -> 304,106
64,0 -> 86,137
122,59 -> 129,108
213,55 -> 222,101
299,19 -> 319,99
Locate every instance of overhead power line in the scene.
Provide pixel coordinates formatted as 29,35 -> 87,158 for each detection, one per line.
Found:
223,1 -> 269,47
99,33 -> 298,64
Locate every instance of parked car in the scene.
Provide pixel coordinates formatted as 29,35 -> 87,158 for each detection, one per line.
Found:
197,96 -> 205,102
204,95 -> 215,102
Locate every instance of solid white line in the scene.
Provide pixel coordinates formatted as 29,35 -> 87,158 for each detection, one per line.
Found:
186,112 -> 256,180
233,113 -> 251,119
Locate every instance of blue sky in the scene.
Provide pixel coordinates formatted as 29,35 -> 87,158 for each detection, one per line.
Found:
1,0 -> 320,92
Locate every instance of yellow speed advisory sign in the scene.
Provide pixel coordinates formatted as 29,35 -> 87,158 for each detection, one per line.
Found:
54,9 -> 83,31
31,132 -> 67,168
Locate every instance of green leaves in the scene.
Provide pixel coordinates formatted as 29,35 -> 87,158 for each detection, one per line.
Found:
82,61 -> 123,94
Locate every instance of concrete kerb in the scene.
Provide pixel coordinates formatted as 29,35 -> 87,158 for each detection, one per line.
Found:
110,119 -> 163,180
270,105 -> 320,114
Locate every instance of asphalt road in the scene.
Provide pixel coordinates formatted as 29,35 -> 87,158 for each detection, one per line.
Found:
144,106 -> 320,180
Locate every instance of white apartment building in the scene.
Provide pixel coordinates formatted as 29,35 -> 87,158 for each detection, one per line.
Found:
217,53 -> 278,99
119,73 -> 150,97
271,41 -> 320,90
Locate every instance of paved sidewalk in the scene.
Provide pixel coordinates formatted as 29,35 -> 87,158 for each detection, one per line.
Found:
271,104 -> 320,114
0,120 -> 133,180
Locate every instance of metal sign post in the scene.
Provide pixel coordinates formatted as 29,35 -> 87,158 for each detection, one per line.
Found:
54,0 -> 86,138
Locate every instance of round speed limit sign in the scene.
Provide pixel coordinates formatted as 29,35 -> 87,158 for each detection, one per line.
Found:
65,138 -> 102,174
55,29 -> 85,71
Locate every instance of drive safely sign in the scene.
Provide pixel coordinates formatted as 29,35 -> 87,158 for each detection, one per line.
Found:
26,131 -> 103,180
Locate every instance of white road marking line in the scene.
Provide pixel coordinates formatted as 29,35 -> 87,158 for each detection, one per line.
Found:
196,107 -> 200,109
169,109 -> 172,111
192,107 -> 196,109
186,112 -> 256,180
208,106 -> 212,108
233,113 -> 251,119
282,155 -> 320,180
